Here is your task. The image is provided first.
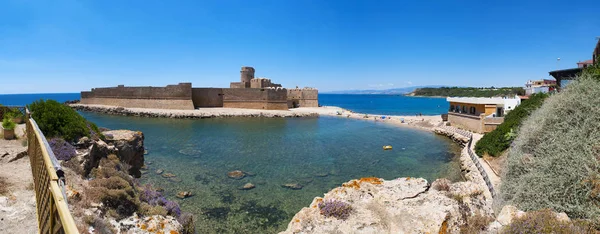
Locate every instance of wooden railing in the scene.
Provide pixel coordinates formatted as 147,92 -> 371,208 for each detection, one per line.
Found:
0,105 -> 27,120
27,113 -> 79,234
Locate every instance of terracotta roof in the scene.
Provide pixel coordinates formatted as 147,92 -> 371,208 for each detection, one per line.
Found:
577,59 -> 594,65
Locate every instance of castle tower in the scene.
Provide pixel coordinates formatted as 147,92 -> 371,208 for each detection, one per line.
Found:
240,66 -> 255,84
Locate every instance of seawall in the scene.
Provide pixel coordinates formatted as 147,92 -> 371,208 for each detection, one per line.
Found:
71,104 -> 320,118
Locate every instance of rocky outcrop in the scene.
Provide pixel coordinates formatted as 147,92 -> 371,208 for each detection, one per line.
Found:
83,139 -> 117,176
281,177 -> 492,234
485,205 -> 571,232
103,130 -> 145,177
107,214 -> 182,234
82,130 -> 145,178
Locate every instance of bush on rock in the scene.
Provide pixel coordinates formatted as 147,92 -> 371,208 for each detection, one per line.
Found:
28,99 -> 101,142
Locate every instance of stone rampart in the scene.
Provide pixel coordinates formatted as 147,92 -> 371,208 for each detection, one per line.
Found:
287,88 -> 319,108
80,83 -> 194,110
223,88 -> 288,110
192,88 -> 223,108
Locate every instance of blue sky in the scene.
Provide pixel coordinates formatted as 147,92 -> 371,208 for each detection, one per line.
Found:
1,0 -> 599,94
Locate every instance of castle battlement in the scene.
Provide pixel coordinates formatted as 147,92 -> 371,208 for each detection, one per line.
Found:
81,66 -> 318,110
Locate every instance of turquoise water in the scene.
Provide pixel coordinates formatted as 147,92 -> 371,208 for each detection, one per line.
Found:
80,112 -> 462,233
319,94 -> 448,115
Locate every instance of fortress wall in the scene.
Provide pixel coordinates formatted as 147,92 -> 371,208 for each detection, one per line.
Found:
192,88 -> 224,108
287,89 -> 319,107
80,97 -> 194,110
222,88 -> 289,110
85,83 -> 192,99
80,83 -> 195,109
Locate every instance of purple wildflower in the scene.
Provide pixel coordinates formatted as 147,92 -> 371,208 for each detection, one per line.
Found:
140,184 -> 163,206
165,200 -> 181,217
49,137 -> 77,161
318,199 -> 353,220
139,184 -> 182,217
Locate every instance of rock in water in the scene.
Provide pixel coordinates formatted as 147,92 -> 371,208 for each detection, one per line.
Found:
240,183 -> 255,190
155,169 -> 164,175
282,183 -> 303,190
176,191 -> 193,199
227,170 -> 245,180
162,173 -> 176,178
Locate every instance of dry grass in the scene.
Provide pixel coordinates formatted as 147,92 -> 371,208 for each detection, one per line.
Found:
460,213 -> 494,234
432,178 -> 451,192
501,209 -> 596,234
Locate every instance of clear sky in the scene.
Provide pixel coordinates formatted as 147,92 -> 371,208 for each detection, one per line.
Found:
1,0 -> 599,94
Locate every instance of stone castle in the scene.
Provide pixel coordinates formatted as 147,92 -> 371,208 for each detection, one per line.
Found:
80,66 -> 318,110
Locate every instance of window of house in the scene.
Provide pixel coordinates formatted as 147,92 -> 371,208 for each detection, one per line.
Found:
450,105 -> 455,111
470,106 -> 476,114
462,106 -> 467,113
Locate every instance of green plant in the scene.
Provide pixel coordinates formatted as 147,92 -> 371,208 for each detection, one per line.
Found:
475,92 -> 548,156
499,74 -> 600,219
2,114 -> 16,131
27,99 -> 100,142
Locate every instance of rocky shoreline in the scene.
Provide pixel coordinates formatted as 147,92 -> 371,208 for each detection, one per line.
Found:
281,122 -> 502,233
70,104 -> 320,118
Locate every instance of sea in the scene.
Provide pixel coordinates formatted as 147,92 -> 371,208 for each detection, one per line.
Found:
1,93 -> 458,233
0,93 -> 449,116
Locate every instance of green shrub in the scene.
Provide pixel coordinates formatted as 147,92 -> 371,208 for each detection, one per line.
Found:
499,74 -> 600,219
2,114 -> 16,130
475,92 -> 548,156
27,99 -> 100,142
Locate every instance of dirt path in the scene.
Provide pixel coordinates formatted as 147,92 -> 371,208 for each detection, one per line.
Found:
0,123 -> 38,233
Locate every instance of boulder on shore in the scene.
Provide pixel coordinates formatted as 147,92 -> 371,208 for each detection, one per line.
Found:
282,177 -> 492,234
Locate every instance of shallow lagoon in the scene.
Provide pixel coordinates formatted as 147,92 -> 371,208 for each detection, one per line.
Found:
80,113 -> 462,233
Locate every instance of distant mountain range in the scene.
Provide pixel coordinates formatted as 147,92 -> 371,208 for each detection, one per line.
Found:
323,85 -> 445,95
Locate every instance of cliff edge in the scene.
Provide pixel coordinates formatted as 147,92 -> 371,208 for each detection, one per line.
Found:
281,177 -> 492,234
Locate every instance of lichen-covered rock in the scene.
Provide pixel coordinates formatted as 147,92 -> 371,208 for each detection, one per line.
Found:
281,177 -> 492,234
109,214 -> 182,234
103,130 -> 145,177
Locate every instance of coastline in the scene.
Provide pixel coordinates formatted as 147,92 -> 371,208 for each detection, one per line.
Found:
71,103 -> 496,195
71,104 -> 445,131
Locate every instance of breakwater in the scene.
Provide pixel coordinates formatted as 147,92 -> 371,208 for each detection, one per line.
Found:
71,104 -> 320,118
